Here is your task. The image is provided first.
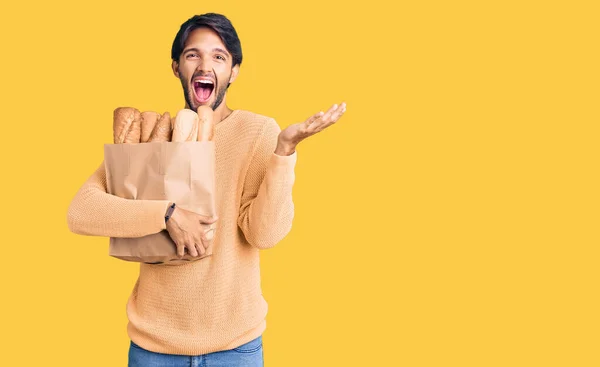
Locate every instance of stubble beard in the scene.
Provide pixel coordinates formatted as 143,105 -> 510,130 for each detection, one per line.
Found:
181,72 -> 229,112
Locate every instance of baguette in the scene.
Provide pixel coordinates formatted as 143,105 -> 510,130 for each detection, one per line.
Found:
113,107 -> 141,144
196,106 -> 215,141
197,106 -> 216,241
148,112 -> 172,142
140,111 -> 160,143
172,109 -> 199,142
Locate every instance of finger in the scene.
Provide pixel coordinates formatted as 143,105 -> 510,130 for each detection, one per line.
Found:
329,102 -> 347,122
200,231 -> 208,249
305,112 -> 324,127
201,230 -> 212,250
198,215 -> 219,224
320,104 -> 339,123
186,236 -> 198,257
192,234 -> 204,256
176,242 -> 185,258
319,102 -> 346,129
187,244 -> 198,257
310,105 -> 337,131
195,241 -> 205,256
194,231 -> 206,254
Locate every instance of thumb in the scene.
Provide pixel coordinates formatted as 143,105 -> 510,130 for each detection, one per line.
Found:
198,215 -> 218,224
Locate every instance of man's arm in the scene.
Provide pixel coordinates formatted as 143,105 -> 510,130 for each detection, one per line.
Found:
66,160 -> 172,238
237,118 -> 297,250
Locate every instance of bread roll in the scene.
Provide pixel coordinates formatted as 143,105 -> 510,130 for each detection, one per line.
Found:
140,111 -> 160,143
196,106 -> 215,141
113,107 -> 141,144
172,109 -> 199,142
148,112 -> 172,142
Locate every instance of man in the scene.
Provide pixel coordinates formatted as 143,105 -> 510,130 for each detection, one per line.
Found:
67,13 -> 346,366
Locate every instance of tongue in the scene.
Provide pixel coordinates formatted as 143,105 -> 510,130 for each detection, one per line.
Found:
199,86 -> 211,100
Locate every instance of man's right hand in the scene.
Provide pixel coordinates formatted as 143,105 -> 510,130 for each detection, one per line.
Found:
165,203 -> 218,258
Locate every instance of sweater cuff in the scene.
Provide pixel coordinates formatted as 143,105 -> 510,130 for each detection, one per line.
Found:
154,200 -> 172,231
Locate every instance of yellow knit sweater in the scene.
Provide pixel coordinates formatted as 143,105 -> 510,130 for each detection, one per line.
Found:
66,109 -> 297,355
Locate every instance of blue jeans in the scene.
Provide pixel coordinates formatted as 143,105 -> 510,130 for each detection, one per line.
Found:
128,335 -> 263,366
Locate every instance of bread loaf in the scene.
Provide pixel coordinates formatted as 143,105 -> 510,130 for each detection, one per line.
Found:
140,111 -> 160,143
196,106 -> 215,141
113,107 -> 141,144
172,109 -> 199,142
196,106 -> 216,241
148,112 -> 173,142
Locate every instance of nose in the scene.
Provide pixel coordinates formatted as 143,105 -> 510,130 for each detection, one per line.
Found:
195,56 -> 213,74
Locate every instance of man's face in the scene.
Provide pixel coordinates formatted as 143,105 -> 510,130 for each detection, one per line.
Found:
172,27 -> 239,111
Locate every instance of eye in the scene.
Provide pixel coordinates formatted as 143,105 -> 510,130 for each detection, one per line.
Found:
216,55 -> 225,61
186,53 -> 198,58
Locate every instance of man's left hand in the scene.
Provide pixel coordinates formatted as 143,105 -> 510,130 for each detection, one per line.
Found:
275,102 -> 347,155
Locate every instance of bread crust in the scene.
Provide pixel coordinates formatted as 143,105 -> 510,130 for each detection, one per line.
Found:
172,109 -> 199,142
140,111 -> 160,143
148,111 -> 173,142
113,107 -> 141,144
196,106 -> 215,141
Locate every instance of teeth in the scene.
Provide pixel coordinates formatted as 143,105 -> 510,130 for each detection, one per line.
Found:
195,80 -> 213,85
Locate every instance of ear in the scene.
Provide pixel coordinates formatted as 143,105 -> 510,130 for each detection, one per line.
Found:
171,60 -> 180,78
228,64 -> 240,85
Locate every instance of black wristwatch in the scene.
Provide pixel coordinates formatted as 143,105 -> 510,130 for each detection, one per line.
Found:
165,203 -> 176,223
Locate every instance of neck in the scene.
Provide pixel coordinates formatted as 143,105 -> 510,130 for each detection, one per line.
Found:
212,100 -> 233,123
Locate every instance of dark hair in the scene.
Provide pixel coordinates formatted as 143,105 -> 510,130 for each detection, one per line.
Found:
171,13 -> 243,68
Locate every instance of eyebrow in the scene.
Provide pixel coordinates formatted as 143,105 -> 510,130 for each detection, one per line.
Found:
183,47 -> 230,57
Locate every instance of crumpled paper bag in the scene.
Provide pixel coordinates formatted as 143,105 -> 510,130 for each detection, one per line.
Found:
103,141 -> 216,265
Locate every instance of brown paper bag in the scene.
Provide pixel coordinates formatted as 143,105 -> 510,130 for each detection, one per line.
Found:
103,141 -> 216,265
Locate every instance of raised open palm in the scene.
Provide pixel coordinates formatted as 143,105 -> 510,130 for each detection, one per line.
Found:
278,102 -> 347,147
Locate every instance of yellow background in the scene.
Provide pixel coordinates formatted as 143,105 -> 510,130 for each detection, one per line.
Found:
0,0 -> 598,366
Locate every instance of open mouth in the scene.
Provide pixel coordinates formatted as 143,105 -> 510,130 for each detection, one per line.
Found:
193,79 -> 215,103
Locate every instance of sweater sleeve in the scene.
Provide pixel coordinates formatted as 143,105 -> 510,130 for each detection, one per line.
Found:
237,118 -> 297,249
66,160 -> 172,238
